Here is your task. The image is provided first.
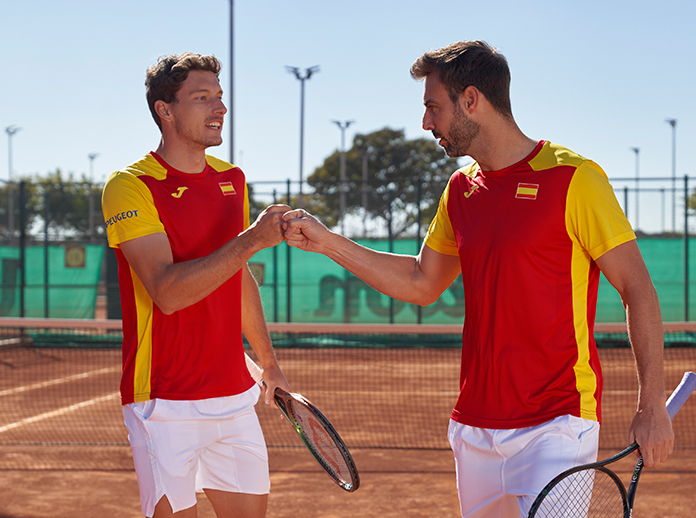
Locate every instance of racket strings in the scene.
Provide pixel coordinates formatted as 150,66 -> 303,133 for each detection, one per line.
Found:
289,401 -> 354,483
533,469 -> 627,518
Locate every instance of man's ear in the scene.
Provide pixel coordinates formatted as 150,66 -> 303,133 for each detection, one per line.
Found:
459,86 -> 480,114
155,100 -> 173,124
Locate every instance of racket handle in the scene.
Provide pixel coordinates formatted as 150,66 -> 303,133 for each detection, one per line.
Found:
666,371 -> 696,420
244,352 -> 265,386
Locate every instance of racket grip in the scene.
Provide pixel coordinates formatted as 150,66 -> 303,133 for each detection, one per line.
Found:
244,352 -> 265,386
666,371 -> 696,420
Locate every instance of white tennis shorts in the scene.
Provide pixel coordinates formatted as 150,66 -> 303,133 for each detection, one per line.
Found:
123,385 -> 269,517
448,414 -> 600,518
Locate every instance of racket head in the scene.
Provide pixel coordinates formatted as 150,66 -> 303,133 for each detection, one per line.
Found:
528,465 -> 629,518
274,389 -> 360,492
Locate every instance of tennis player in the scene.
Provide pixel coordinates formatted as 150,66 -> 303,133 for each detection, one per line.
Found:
102,53 -> 290,518
283,40 -> 675,517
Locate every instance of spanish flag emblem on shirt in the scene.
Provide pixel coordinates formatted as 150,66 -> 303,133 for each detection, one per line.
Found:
219,182 -> 236,196
515,183 -> 539,200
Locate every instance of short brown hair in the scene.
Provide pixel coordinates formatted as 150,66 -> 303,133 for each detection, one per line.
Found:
410,41 -> 512,118
145,53 -> 222,130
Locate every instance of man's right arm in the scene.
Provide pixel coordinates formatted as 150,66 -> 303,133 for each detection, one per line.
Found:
120,204 -> 290,315
283,209 -> 461,305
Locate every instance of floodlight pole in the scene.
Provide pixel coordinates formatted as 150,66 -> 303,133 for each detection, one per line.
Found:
666,118 -> 677,233
5,125 -> 21,237
228,0 -> 234,163
631,147 -> 640,231
333,119 -> 354,235
287,65 -> 320,208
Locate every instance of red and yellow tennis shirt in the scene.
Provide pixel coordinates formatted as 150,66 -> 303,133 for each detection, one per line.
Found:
425,141 -> 635,429
102,152 -> 255,405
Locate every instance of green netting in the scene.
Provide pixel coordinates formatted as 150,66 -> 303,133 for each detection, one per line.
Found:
0,245 -> 103,319
252,237 -> 696,324
597,237 -> 696,322
0,237 -> 692,323
251,239 -> 466,324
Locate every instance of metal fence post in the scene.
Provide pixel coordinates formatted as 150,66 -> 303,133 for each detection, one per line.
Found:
44,192 -> 50,317
388,189 -> 394,324
624,186 -> 629,217
684,175 -> 689,321
286,179 -> 292,323
18,181 -> 26,317
416,178 -> 422,324
272,189 -> 278,323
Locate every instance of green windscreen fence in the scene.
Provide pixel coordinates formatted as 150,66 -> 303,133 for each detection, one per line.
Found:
0,237 -> 692,322
0,244 -> 103,319
597,237 -> 696,322
251,237 -> 696,324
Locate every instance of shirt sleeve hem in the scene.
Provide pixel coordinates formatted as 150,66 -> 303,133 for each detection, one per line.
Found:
423,235 -> 459,256
108,227 -> 167,248
589,230 -> 636,260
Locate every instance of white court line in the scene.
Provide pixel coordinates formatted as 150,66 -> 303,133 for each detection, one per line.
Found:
0,392 -> 120,434
0,366 -> 121,397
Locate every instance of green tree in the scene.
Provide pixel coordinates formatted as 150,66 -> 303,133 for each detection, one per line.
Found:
35,170 -> 104,238
0,170 -> 104,240
306,127 -> 460,237
688,188 -> 696,215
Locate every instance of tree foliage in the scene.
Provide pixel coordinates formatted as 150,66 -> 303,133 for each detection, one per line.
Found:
0,170 -> 103,240
0,170 -> 273,240
306,127 -> 460,237
688,189 -> 696,215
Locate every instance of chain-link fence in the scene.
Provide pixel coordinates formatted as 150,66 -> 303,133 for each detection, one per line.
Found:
0,175 -> 694,322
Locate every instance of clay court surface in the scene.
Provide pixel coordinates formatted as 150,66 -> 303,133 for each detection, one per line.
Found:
0,448 -> 694,517
0,345 -> 694,517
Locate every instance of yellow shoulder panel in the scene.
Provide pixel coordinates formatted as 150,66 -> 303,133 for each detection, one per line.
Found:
455,161 -> 479,179
102,156 -> 167,248
122,153 -> 168,181
424,178 -> 459,256
206,155 -> 236,172
529,141 -> 586,172
565,161 -> 635,260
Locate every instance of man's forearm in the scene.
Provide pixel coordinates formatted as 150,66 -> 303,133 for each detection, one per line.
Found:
321,233 -> 428,303
241,265 -> 279,368
625,281 -> 667,405
283,209 -> 461,307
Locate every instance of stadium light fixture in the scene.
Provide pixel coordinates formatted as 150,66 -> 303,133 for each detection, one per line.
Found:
5,125 -> 21,237
5,125 -> 21,182
333,120 -> 355,235
287,65 -> 320,208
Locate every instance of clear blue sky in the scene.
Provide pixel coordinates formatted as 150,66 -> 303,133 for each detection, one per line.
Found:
1,0 -> 694,233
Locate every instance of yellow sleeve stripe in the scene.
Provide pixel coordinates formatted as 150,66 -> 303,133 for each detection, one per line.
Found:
131,267 -> 153,402
424,179 -> 459,256
569,243 -> 598,421
243,183 -> 250,230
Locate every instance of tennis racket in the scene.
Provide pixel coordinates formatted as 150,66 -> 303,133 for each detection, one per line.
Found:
244,353 -> 360,492
528,370 -> 696,518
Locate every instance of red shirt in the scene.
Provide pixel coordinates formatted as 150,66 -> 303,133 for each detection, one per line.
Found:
102,152 -> 254,404
425,141 -> 635,429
